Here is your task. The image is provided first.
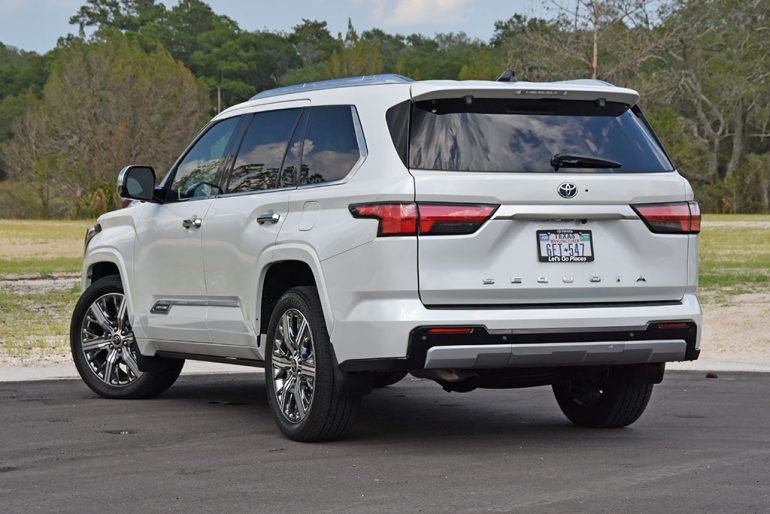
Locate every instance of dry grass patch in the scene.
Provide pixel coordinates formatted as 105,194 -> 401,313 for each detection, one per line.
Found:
0,282 -> 80,364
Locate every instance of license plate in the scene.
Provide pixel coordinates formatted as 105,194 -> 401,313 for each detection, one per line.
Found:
537,229 -> 594,262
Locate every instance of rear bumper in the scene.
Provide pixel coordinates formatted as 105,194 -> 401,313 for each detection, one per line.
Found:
341,322 -> 697,372
332,294 -> 702,372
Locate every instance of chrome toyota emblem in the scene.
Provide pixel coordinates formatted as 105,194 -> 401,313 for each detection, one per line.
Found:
557,182 -> 577,199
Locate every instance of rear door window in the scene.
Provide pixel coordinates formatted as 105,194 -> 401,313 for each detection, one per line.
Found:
299,106 -> 361,185
227,109 -> 302,193
409,98 -> 673,173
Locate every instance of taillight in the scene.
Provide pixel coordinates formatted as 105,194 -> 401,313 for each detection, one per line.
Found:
688,201 -> 701,233
632,201 -> 701,234
349,202 -> 497,237
349,203 -> 417,236
418,204 -> 498,235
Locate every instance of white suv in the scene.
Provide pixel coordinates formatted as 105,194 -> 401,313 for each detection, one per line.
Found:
71,74 -> 702,441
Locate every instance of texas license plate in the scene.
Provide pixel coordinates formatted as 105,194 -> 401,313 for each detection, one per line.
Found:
537,230 -> 594,262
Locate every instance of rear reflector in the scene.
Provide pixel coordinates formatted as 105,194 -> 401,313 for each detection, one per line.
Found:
418,204 -> 497,235
350,202 -> 497,236
428,327 -> 473,334
632,201 -> 701,234
657,322 -> 690,329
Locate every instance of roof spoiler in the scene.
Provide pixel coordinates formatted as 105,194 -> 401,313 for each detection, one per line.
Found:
411,81 -> 640,106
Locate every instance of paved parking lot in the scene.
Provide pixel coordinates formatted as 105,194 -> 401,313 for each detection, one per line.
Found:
1,370 -> 768,513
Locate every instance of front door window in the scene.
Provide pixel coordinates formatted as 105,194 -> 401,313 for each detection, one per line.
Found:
170,117 -> 241,200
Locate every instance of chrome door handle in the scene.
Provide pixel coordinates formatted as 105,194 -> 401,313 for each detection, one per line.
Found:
182,216 -> 202,229
256,213 -> 281,225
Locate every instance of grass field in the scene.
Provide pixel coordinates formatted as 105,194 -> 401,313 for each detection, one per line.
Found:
0,219 -> 93,275
699,217 -> 770,291
0,216 -> 769,362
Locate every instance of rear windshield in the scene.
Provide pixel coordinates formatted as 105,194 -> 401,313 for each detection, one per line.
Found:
408,98 -> 673,173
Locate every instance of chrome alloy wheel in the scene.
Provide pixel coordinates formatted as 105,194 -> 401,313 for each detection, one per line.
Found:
79,292 -> 142,386
272,309 -> 316,423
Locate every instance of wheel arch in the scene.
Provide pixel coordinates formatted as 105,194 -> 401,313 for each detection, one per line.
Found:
82,250 -> 135,321
256,245 -> 334,338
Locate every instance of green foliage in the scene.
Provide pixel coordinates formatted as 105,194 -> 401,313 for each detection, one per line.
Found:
191,31 -> 301,101
0,44 -> 51,180
70,0 -> 166,34
458,47 -> 504,80
289,19 -> 342,67
644,108 -> 709,180
0,0 -> 769,215
1,33 -> 210,218
326,21 -> 384,78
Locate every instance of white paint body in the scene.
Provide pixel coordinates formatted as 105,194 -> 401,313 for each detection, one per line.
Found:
82,78 -> 702,368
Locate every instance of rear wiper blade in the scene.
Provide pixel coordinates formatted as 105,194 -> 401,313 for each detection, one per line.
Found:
550,153 -> 622,171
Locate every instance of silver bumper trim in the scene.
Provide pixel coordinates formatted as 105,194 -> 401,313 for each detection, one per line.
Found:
423,340 -> 687,369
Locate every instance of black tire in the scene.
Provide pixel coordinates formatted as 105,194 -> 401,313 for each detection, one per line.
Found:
70,275 -> 184,399
265,286 -> 360,442
552,368 -> 653,428
373,371 -> 408,388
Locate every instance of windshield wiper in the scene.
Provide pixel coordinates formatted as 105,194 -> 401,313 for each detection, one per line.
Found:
550,153 -> 622,172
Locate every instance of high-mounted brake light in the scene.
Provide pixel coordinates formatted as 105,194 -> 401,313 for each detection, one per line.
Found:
632,201 -> 701,234
349,202 -> 497,236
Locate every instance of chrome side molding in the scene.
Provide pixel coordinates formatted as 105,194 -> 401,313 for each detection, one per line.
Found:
150,297 -> 240,315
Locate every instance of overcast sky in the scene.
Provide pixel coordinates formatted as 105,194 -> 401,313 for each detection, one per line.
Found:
0,0 -> 546,54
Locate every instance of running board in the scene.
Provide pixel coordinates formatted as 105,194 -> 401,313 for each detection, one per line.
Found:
155,351 -> 265,368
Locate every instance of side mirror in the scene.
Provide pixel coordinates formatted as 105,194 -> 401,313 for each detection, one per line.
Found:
118,165 -> 158,202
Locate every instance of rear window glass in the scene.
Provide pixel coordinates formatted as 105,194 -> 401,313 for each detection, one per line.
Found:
299,105 -> 361,185
409,98 -> 672,173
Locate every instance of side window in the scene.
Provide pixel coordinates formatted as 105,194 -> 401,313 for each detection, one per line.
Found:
227,109 -> 302,194
170,117 -> 240,200
278,110 -> 308,189
299,106 -> 361,185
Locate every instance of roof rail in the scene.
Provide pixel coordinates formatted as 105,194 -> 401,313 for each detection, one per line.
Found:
251,74 -> 414,101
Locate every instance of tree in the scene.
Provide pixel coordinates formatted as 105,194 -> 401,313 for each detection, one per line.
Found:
280,20 -> 342,85
394,33 -> 492,80
499,1 -> 687,86
490,14 -> 550,47
0,0 -> 763,214
288,20 -> 341,68
70,0 -> 166,34
192,31 -> 301,104
661,0 -> 770,183
2,33 -> 209,217
68,0 -> 321,106
0,44 -> 50,181
325,20 -> 384,78
141,0 -> 237,67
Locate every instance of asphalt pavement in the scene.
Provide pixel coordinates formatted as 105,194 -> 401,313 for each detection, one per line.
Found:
1,370 -> 768,513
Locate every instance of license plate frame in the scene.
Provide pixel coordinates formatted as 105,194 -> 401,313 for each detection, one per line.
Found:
537,229 -> 595,263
